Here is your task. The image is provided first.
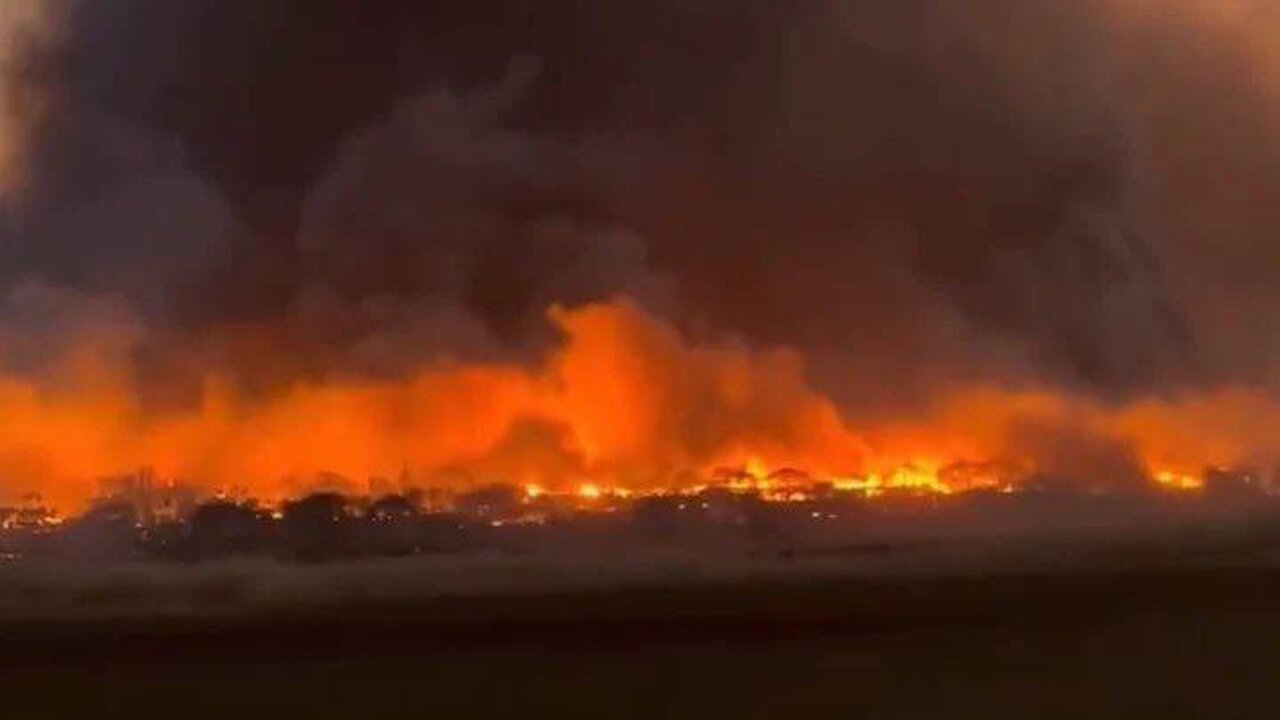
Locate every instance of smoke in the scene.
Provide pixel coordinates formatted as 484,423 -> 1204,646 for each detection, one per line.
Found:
2,1 -> 1280,507
0,0 -> 50,196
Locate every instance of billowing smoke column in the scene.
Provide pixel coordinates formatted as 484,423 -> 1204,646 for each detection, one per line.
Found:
0,0 -> 48,194
1,0 -> 1280,510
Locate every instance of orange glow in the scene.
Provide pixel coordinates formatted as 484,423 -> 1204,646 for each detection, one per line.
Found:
1153,470 -> 1204,491
0,297 -> 1274,513
0,300 -> 873,511
833,462 -> 952,498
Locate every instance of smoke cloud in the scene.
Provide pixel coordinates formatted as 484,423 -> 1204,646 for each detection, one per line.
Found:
1,1 -> 1280,507
0,0 -> 49,196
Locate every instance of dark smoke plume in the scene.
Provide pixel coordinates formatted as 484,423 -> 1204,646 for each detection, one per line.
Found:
2,1 -> 1279,496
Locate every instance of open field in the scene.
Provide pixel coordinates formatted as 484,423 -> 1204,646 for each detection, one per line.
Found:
3,546 -> 1280,718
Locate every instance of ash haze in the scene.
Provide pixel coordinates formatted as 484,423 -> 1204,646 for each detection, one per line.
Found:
0,0 -> 1279,509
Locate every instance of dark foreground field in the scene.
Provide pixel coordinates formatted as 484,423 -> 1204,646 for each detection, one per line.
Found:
2,561 -> 1280,718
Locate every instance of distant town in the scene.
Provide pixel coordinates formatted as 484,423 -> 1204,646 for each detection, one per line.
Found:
2,464 -> 1278,564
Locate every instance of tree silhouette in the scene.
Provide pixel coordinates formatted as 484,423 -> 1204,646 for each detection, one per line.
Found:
282,492 -> 353,561
187,501 -> 271,559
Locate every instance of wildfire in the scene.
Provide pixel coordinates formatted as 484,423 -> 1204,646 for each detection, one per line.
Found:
832,463 -> 951,498
1153,470 -> 1205,491
0,297 -> 1272,514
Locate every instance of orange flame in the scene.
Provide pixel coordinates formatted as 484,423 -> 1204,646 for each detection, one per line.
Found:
0,298 -> 1274,513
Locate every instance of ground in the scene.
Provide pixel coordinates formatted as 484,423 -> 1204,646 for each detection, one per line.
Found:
2,557 -> 1278,718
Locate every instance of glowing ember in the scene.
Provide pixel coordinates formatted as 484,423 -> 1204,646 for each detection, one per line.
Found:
1153,470 -> 1205,491
832,463 -> 952,498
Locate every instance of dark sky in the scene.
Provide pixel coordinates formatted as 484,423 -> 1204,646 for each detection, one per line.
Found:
3,0 -> 1279,417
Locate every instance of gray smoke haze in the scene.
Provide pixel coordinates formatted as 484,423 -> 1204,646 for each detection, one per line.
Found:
1,1 -> 1279,433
